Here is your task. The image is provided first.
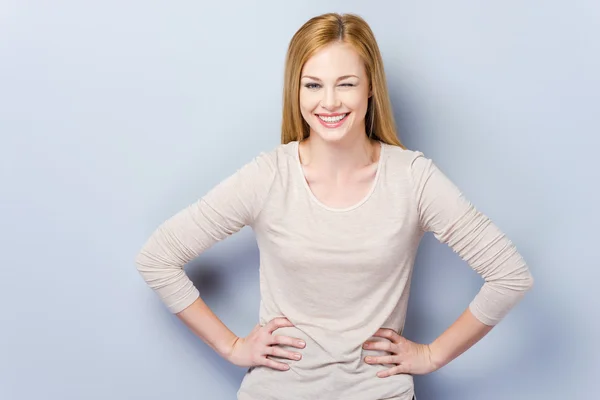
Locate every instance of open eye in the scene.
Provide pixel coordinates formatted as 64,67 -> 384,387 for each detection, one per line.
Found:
304,83 -> 321,89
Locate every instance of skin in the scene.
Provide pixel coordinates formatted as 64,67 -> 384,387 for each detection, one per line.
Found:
177,298 -> 303,371
298,41 -> 380,209
297,41 -> 494,377
176,40 -> 494,377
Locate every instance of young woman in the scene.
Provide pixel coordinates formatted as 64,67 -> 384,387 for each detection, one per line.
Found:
135,13 -> 534,400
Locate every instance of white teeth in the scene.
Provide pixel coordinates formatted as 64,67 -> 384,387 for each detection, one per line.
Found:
318,113 -> 347,123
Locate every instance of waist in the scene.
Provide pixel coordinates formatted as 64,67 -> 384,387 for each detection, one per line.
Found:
237,342 -> 414,400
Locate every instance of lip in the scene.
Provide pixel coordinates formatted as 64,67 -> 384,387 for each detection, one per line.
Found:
315,112 -> 350,128
316,112 -> 348,117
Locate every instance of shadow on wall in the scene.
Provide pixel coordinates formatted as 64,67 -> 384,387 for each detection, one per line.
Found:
406,239 -> 574,399
153,235 -> 262,391
387,76 -> 574,398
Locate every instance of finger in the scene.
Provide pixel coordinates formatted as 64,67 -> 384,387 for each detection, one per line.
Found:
377,364 -> 410,378
363,341 -> 394,352
261,357 -> 291,371
372,328 -> 401,343
266,317 -> 294,333
364,355 -> 397,365
272,335 -> 306,349
268,345 -> 302,361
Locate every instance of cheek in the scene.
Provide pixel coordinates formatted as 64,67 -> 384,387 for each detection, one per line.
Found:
299,92 -> 319,117
344,92 -> 370,117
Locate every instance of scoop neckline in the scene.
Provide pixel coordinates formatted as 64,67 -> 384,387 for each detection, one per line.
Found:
293,140 -> 385,213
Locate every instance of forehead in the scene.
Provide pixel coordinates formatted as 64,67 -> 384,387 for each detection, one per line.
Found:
301,41 -> 366,78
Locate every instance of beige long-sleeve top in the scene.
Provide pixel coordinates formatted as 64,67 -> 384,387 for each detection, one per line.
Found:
135,140 -> 533,400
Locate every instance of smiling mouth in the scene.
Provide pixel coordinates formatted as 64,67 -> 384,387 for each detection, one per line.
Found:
316,113 -> 350,123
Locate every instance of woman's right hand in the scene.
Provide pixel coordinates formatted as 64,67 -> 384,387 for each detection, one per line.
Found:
226,317 -> 306,371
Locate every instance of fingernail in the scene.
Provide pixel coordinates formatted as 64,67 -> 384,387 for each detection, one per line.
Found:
299,341 -> 306,347
294,353 -> 301,360
363,343 -> 369,348
365,357 -> 372,362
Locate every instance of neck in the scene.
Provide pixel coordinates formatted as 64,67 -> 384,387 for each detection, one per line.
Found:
300,131 -> 378,177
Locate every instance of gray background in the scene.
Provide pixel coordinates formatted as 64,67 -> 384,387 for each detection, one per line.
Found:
1,1 -> 598,399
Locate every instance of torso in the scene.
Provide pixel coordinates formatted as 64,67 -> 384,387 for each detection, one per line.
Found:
237,140 -> 420,400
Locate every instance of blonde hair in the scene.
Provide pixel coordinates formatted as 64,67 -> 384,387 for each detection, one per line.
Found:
280,13 -> 405,148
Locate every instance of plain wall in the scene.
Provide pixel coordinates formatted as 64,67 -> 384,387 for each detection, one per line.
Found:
1,1 -> 598,399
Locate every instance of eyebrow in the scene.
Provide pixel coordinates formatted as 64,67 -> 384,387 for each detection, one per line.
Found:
301,75 -> 359,81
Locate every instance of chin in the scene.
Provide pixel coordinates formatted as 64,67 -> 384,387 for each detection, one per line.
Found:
312,128 -> 349,143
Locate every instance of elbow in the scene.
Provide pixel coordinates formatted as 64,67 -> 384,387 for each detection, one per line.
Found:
134,250 -> 150,282
510,266 -> 535,295
518,260 -> 535,293
134,250 -> 146,273
523,269 -> 535,292
485,265 -> 535,300
134,231 -> 168,277
133,241 -> 185,283
134,244 -> 157,279
506,267 -> 535,298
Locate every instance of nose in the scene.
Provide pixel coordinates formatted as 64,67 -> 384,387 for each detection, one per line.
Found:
320,87 -> 341,110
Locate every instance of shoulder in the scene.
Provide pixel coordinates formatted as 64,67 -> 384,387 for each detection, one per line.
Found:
236,141 -> 293,172
260,140 -> 297,164
380,142 -> 431,174
222,141 -> 297,199
248,140 -> 298,177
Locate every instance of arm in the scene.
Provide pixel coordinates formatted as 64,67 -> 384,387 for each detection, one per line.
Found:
135,150 -> 307,370
410,153 -> 534,368
428,307 -> 492,370
134,152 -> 277,313
176,296 -> 239,359
176,297 -> 305,370
365,308 -> 492,375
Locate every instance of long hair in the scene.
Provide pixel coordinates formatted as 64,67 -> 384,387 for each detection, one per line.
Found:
281,13 -> 405,148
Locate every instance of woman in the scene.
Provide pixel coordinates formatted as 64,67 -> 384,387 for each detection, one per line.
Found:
135,12 -> 534,400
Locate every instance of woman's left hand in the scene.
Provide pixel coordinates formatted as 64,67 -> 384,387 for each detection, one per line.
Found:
363,328 -> 439,377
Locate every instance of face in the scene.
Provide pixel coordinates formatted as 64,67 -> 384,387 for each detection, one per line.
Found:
299,41 -> 371,144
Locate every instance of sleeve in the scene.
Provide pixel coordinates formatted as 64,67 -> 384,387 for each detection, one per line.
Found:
409,152 -> 534,326
134,151 -> 278,314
